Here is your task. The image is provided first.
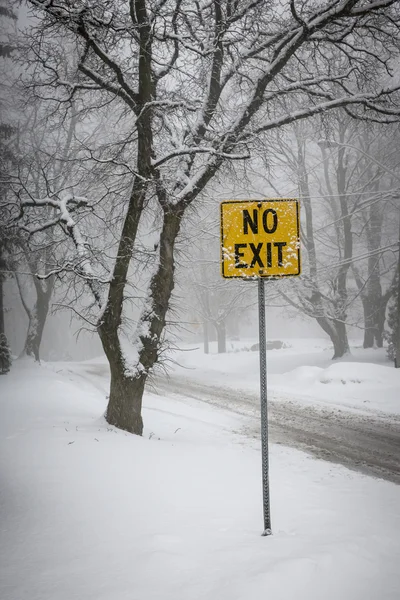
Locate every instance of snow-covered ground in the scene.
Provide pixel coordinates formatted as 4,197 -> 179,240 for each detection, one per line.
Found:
168,338 -> 400,416
1,359 -> 400,600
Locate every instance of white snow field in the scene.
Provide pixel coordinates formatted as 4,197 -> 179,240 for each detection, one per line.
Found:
168,339 -> 400,416
1,358 -> 400,600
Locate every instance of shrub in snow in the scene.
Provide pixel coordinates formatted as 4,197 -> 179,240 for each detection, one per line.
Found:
0,333 -> 12,374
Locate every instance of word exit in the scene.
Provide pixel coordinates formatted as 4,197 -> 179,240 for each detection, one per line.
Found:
220,199 -> 301,279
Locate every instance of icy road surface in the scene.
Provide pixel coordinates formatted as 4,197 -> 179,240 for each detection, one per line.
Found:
66,361 -> 400,485
152,374 -> 400,485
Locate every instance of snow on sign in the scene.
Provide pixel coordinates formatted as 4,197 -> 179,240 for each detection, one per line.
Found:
220,198 -> 301,279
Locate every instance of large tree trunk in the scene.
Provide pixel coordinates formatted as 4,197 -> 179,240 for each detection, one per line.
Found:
97,0 -> 156,434
358,274 -> 392,349
22,297 -> 50,362
98,319 -> 145,434
316,312 -> 350,359
362,296 -> 377,349
363,312 -> 375,348
106,359 -> 145,435
100,205 -> 183,435
97,189 -> 146,434
16,272 -> 53,363
331,319 -> 350,359
362,297 -> 388,349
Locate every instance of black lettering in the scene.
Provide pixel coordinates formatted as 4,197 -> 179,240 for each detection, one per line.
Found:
234,243 -> 248,268
249,243 -> 264,268
243,209 -> 258,234
262,209 -> 278,234
266,242 -> 272,267
274,241 -> 287,266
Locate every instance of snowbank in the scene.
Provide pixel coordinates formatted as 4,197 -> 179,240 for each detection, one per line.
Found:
164,341 -> 400,416
318,362 -> 400,386
275,361 -> 400,414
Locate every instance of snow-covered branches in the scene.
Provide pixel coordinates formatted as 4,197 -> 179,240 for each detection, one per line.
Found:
17,191 -> 104,307
23,1 -> 400,194
17,0 -> 400,432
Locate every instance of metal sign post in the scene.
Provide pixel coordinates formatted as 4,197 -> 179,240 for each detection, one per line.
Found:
220,198 -> 301,537
258,277 -> 272,536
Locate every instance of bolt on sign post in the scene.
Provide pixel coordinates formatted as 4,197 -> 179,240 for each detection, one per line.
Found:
220,199 -> 301,536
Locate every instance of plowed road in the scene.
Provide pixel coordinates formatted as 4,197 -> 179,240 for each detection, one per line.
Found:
152,374 -> 400,485
69,363 -> 400,485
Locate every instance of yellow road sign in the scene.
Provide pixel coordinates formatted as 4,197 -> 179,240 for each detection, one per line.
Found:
220,198 -> 301,279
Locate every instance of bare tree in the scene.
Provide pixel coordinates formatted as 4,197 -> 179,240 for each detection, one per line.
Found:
19,0 -> 400,432
295,121 -> 352,358
330,125 -> 400,348
11,107 -> 78,361
319,119 -> 399,349
185,259 -> 251,353
178,201 -> 254,354
260,111 -> 399,358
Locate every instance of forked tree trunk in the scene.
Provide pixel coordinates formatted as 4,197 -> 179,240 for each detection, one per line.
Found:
16,273 -> 53,363
106,358 -> 145,435
97,1 -> 158,434
316,313 -> 350,359
22,299 -> 50,362
107,375 -> 145,433
98,325 -> 145,434
100,206 -> 184,435
331,319 -> 350,359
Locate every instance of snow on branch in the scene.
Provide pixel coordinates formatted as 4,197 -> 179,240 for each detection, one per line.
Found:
237,88 -> 400,141
18,192 -> 104,308
152,146 -> 250,169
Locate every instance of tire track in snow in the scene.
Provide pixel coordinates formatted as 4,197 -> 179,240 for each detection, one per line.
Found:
151,374 -> 400,485
57,362 -> 400,485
